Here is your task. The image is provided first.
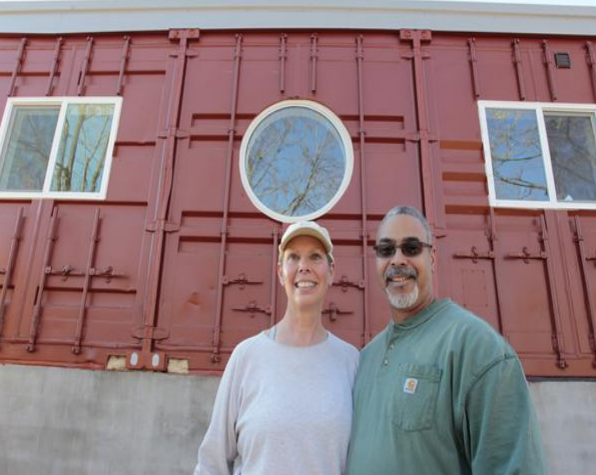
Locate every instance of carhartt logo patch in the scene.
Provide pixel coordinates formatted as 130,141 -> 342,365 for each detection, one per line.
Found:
404,378 -> 418,394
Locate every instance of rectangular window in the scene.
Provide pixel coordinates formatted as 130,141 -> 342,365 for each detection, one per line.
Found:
479,101 -> 596,210
0,97 -> 122,200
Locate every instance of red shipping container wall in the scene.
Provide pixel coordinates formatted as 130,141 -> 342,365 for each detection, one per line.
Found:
0,30 -> 594,377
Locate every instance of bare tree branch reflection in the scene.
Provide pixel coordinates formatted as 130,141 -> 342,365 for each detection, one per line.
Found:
0,107 -> 59,191
246,108 -> 345,216
546,114 -> 596,201
52,104 -> 112,192
487,109 -> 549,200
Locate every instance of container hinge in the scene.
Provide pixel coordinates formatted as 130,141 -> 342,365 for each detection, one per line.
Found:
146,220 -> 180,233
506,247 -> 546,264
157,128 -> 189,139
322,302 -> 353,322
333,275 -> 365,292
406,132 -> 438,143
454,246 -> 495,263
131,325 -> 169,341
222,273 -> 263,288
232,301 -> 271,318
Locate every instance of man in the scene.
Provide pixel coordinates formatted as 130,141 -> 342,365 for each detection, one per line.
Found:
346,206 -> 547,475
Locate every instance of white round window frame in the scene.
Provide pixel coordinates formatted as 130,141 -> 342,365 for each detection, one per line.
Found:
239,100 -> 354,223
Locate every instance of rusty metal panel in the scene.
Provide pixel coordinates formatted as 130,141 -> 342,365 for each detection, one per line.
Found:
429,33 -> 596,376
0,33 -> 176,369
570,214 -> 596,368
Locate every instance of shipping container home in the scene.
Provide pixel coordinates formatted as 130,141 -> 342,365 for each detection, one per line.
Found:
0,1 -> 595,475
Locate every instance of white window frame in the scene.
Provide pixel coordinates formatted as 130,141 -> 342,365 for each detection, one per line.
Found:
239,99 -> 354,223
479,100 -> 596,210
0,96 -> 123,200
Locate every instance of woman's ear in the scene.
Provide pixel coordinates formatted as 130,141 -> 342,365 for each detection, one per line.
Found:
277,263 -> 285,286
327,261 -> 336,285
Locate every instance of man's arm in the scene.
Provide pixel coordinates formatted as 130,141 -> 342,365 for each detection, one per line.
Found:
461,355 -> 548,475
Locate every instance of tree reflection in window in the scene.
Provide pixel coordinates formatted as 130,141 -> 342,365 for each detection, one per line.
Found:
51,103 -> 114,192
486,108 -> 549,201
245,106 -> 346,217
0,106 -> 59,191
545,114 -> 596,202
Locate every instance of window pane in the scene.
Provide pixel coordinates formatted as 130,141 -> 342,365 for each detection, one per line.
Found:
0,106 -> 59,191
486,108 -> 549,201
545,114 -> 596,202
51,103 -> 114,193
244,106 -> 347,218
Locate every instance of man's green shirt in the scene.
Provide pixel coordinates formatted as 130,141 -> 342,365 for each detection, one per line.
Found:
346,299 -> 547,475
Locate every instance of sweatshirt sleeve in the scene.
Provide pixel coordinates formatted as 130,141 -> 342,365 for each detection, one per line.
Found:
193,347 -> 243,475
461,355 -> 548,475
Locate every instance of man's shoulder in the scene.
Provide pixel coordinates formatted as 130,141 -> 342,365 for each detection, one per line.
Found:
439,300 -> 503,338
360,325 -> 389,358
437,300 -> 518,367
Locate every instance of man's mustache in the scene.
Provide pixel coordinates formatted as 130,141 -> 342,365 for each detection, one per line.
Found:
384,267 -> 418,281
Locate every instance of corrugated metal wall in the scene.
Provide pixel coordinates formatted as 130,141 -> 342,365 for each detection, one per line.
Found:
0,30 -> 594,376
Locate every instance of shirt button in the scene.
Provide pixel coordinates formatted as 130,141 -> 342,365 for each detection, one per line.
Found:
389,343 -> 394,350
383,358 -> 389,366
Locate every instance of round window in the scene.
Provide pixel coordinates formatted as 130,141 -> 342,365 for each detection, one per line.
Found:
239,100 -> 353,222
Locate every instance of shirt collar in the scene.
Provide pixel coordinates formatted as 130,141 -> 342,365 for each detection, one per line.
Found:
384,298 -> 449,343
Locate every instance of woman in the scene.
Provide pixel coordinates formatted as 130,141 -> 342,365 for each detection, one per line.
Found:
194,220 -> 359,475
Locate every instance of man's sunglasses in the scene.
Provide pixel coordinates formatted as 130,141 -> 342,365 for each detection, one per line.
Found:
373,238 -> 432,258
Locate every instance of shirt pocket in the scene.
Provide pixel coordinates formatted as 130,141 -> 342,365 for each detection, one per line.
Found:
392,363 -> 442,432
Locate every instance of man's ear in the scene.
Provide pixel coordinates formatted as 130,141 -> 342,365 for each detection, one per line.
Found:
430,247 -> 437,273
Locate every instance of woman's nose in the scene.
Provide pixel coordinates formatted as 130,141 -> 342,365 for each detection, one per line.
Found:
297,257 -> 311,271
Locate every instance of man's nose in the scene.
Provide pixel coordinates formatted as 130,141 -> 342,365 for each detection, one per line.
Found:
389,247 -> 408,266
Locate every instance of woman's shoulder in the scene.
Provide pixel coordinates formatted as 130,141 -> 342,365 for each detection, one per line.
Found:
226,332 -> 269,365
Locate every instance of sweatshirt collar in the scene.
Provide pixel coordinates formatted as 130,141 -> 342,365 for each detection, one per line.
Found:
385,298 -> 449,341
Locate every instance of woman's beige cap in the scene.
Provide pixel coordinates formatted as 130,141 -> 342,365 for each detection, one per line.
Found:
278,221 -> 334,262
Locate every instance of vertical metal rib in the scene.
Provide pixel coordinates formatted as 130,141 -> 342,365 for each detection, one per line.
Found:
269,227 -> 280,329
77,36 -> 94,96
513,39 -> 527,101
212,34 -> 243,362
573,216 -> 596,367
586,41 -> 596,102
116,36 -> 131,96
356,35 -> 371,345
0,207 -> 24,338
279,33 -> 287,94
28,208 -> 59,352
73,208 -> 101,355
310,34 -> 318,93
539,214 -> 567,368
45,37 -> 62,96
542,40 -> 558,101
7,38 -> 27,97
467,38 -> 481,99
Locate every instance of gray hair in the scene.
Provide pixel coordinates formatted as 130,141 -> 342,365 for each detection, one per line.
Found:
380,206 -> 433,243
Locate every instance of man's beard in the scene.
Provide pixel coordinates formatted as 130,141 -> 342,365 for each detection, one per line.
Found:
386,282 -> 419,310
384,266 -> 419,310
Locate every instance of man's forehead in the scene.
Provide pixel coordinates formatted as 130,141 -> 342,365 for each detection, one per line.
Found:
377,214 -> 427,240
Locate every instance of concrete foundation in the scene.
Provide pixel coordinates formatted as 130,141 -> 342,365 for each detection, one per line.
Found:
0,364 -> 593,474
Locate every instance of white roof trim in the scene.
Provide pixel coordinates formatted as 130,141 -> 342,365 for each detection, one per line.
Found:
0,0 -> 595,36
